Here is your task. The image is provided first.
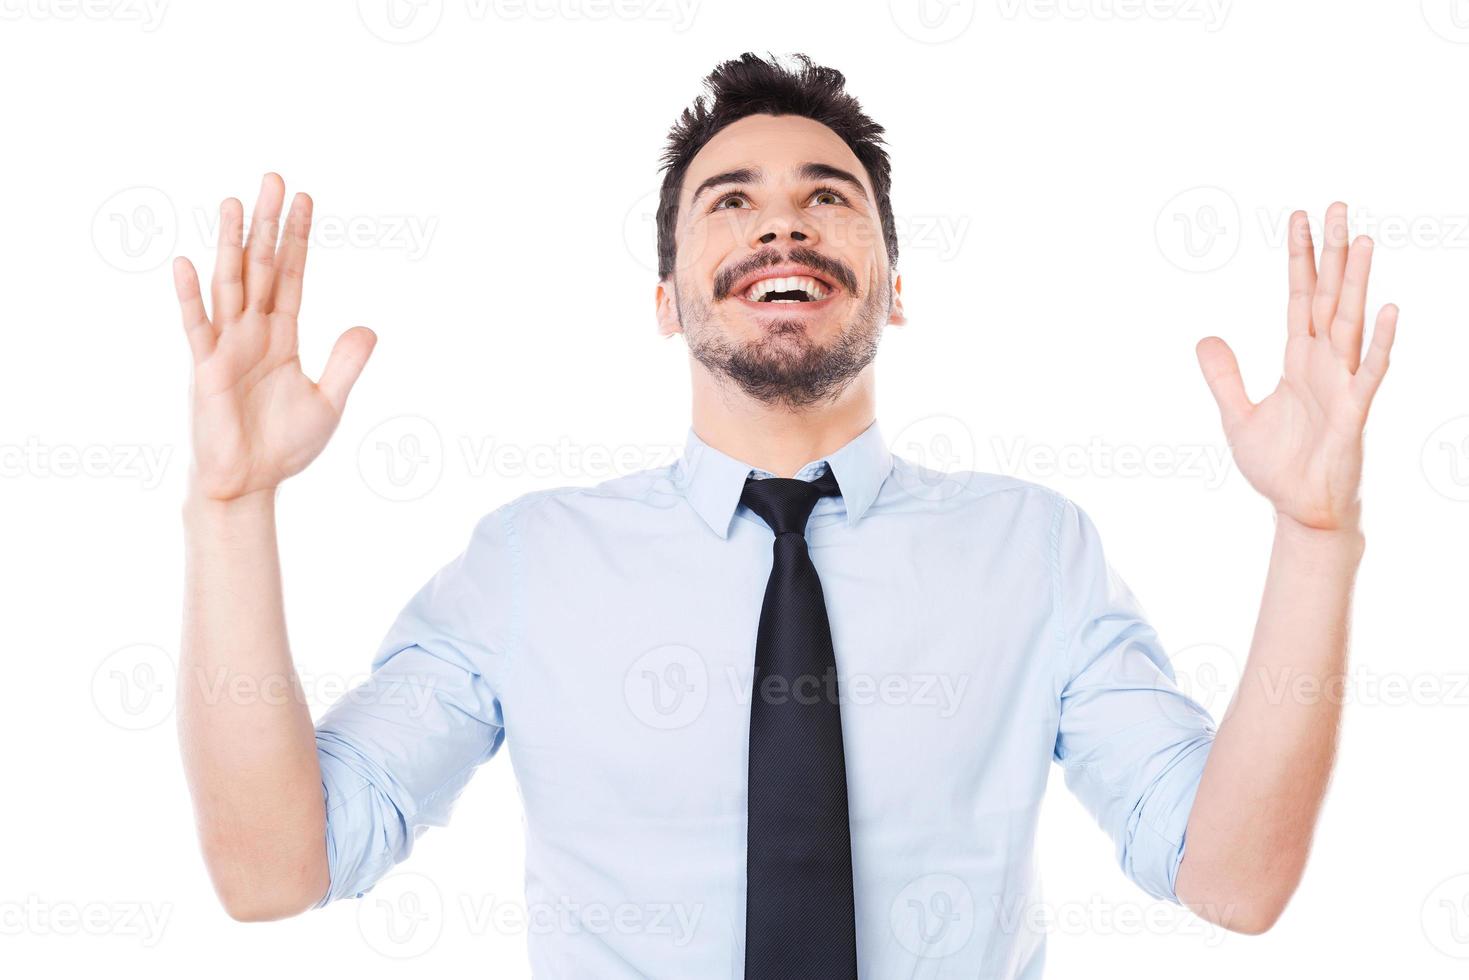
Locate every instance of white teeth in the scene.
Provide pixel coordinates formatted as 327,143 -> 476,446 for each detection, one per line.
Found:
744,274 -> 829,302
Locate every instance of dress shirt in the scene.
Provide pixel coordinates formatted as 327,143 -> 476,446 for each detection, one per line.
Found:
312,417 -> 1217,977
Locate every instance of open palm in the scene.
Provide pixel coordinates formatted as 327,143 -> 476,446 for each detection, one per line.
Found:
173,174 -> 376,501
1195,203 -> 1397,531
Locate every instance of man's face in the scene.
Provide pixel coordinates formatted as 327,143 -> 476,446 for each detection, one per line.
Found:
655,113 -> 905,410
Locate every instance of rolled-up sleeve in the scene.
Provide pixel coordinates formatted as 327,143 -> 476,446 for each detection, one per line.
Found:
312,504 -> 518,908
1050,494 -> 1216,904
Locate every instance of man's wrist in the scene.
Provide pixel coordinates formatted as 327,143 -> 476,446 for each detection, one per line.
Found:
182,480 -> 278,530
1272,508 -> 1366,561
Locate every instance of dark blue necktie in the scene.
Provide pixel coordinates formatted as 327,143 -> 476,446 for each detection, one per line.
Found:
740,466 -> 859,979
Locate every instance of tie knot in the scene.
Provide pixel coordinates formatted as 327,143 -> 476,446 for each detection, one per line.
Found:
740,466 -> 842,537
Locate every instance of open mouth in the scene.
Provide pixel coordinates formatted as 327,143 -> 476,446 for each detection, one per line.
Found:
738,274 -> 836,305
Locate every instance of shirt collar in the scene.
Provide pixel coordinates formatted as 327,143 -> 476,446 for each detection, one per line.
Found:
673,419 -> 892,539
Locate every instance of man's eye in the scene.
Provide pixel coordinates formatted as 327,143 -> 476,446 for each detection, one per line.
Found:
708,187 -> 850,213
711,193 -> 749,212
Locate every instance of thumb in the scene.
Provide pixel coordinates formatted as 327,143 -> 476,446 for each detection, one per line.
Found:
1195,336 -> 1252,432
318,325 -> 377,415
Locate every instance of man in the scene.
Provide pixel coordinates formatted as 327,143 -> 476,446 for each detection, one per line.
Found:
172,52 -> 1397,977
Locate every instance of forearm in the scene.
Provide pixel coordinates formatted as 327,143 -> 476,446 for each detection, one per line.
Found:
178,481 -> 328,921
1174,510 -> 1365,933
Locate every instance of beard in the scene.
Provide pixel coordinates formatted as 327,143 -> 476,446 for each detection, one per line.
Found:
678,268 -> 891,412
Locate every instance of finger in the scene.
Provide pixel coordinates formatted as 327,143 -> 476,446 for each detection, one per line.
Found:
1351,303 -> 1397,411
173,256 -> 216,363
272,192 -> 313,318
317,326 -> 378,415
211,197 -> 244,321
1330,235 -> 1374,369
243,173 -> 286,312
1195,336 -> 1253,432
1286,210 -> 1316,338
1311,201 -> 1350,335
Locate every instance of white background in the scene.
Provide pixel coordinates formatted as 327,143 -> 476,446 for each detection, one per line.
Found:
3,0 -> 1468,976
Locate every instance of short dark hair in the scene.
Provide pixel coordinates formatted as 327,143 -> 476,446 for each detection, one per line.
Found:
655,51 -> 899,282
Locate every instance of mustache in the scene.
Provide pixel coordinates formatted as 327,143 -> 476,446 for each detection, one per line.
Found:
713,245 -> 860,300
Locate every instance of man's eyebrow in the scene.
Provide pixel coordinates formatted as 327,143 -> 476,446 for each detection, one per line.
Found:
689,162 -> 870,208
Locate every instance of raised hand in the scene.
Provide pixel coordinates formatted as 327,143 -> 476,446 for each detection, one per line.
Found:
173,173 -> 377,502
1195,203 -> 1397,532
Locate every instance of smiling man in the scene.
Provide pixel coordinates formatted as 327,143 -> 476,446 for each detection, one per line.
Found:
173,52 -> 1397,977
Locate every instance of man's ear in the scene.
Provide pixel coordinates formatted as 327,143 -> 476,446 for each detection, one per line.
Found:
655,280 -> 682,337
887,273 -> 906,327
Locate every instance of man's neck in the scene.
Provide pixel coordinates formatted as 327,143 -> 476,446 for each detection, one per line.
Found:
688,361 -> 877,478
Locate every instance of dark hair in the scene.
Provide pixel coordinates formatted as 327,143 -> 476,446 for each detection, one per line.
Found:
655,51 -> 899,282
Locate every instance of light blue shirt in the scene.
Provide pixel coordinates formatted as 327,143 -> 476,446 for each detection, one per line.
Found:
313,418 -> 1217,977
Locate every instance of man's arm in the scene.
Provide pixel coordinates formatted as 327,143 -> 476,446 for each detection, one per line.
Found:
1172,514 -> 1362,934
172,173 -> 376,921
1177,202 -> 1398,933
180,487 -> 328,921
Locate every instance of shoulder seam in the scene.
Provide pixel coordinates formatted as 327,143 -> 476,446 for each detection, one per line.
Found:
1048,488 -> 1069,705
